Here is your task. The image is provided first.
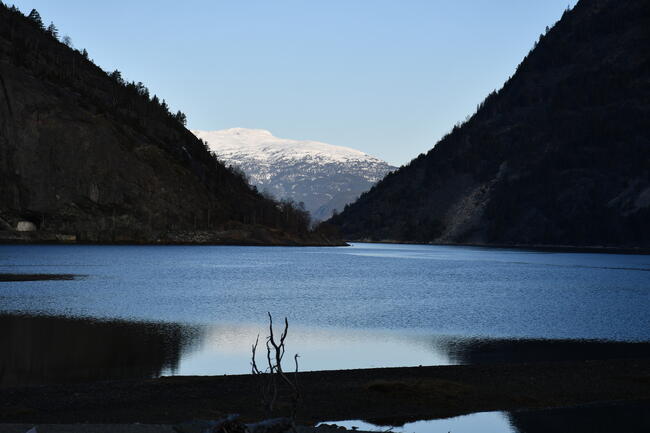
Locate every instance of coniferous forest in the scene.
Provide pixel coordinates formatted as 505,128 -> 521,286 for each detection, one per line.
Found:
0,4 -> 332,245
330,0 -> 650,248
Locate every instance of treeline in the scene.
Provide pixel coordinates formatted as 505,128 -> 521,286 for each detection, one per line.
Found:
0,3 -> 318,236
3,6 -> 189,128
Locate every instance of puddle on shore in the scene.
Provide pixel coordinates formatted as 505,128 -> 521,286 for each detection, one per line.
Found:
319,401 -> 650,433
319,411 -> 511,433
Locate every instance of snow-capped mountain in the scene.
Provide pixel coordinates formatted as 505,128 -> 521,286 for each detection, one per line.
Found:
192,128 -> 396,221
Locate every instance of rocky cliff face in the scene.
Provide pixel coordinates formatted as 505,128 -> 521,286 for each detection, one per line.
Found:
0,5 -> 338,245
330,0 -> 650,248
193,128 -> 395,221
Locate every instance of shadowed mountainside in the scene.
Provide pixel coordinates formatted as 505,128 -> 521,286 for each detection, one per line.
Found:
0,5 -> 340,245
330,0 -> 650,248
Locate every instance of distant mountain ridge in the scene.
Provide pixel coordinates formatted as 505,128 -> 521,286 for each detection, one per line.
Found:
193,128 -> 396,221
330,0 -> 650,248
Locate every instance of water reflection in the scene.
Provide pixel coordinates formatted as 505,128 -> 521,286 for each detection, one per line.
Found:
1,314 -> 454,387
175,324 -> 451,376
3,313 -> 650,388
324,401 -> 650,433
507,401 -> 650,433
439,337 -> 650,364
150,324 -> 650,377
320,412 -> 512,433
0,314 -> 201,387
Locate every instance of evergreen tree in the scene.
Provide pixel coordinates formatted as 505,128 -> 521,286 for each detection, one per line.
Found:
46,22 -> 58,39
81,48 -> 89,59
109,70 -> 124,85
27,9 -> 44,29
174,110 -> 187,126
135,81 -> 149,99
62,35 -> 73,47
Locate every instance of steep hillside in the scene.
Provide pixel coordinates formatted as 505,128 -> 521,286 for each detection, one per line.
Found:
331,0 -> 650,248
193,128 -> 395,221
0,5 -> 338,245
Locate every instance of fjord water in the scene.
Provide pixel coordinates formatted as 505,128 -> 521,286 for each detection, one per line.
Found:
1,243 -> 650,386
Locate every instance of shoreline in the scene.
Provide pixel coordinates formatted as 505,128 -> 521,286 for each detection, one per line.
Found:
2,359 -> 649,426
0,230 -> 348,247
4,231 -> 648,252
0,240 -> 349,247
348,239 -> 650,255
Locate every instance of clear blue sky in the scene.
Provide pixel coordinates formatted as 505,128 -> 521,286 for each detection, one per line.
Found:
12,0 -> 576,166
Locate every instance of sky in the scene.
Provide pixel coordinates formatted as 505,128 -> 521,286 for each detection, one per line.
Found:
11,0 -> 577,166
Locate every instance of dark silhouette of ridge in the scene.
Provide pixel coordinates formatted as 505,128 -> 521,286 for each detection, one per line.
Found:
330,0 -> 650,248
0,5 -> 337,245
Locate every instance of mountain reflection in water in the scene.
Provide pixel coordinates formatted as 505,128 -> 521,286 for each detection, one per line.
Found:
0,314 -> 201,387
507,401 -> 650,433
439,337 -> 650,364
2,313 -> 650,388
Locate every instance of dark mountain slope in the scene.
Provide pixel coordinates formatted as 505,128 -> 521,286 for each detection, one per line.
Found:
330,0 -> 650,248
0,5 -> 337,245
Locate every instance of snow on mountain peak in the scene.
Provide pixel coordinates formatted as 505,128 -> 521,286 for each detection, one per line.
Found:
222,127 -> 274,137
192,128 -> 395,221
192,128 -> 378,164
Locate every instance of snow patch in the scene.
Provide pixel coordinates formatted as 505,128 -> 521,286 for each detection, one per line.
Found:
192,128 -> 381,165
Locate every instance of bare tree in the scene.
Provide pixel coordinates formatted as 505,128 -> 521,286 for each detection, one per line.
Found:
251,313 -> 301,421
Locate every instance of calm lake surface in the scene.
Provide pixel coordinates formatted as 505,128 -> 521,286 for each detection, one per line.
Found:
1,242 -> 650,386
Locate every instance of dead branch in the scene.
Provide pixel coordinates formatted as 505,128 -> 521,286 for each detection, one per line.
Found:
251,334 -> 261,375
250,313 -> 301,420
